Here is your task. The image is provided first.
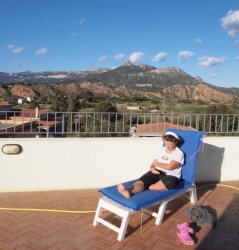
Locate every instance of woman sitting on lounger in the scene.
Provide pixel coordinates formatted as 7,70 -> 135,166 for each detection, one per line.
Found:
117,131 -> 184,198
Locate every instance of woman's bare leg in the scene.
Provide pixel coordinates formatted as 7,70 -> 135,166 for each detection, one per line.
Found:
149,180 -> 168,190
117,181 -> 145,198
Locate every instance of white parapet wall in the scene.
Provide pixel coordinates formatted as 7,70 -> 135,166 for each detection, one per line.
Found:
0,136 -> 238,192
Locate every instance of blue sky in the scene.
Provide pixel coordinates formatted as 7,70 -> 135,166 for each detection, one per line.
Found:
0,0 -> 239,88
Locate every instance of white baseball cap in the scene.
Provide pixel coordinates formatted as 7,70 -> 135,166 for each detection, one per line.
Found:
164,131 -> 179,139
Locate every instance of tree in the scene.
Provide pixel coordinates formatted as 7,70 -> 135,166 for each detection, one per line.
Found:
27,100 -> 38,109
206,104 -> 233,133
95,101 -> 117,113
93,101 -> 118,133
67,94 -> 81,112
66,94 -> 81,134
51,94 -> 67,112
206,104 -> 230,114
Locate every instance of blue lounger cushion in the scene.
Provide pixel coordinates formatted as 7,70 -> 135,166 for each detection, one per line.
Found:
99,179 -> 193,211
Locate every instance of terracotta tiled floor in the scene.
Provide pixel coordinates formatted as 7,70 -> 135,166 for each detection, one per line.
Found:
0,181 -> 238,250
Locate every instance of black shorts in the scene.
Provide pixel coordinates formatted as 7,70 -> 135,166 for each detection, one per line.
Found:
139,171 -> 180,190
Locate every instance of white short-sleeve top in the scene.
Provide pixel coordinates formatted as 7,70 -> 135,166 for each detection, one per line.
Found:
155,145 -> 184,178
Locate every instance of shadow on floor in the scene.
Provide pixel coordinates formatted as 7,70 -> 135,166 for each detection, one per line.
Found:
196,194 -> 239,250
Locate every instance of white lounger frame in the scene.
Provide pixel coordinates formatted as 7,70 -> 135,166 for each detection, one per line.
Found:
93,184 -> 197,241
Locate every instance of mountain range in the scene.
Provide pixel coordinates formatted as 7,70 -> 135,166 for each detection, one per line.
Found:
0,62 -> 238,103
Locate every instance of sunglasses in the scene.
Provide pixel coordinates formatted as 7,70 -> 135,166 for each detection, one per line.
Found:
164,137 -> 177,143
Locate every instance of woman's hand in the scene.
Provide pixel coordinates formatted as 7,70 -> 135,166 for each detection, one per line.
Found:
150,166 -> 160,174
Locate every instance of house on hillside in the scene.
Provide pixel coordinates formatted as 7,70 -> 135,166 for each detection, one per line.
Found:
127,106 -> 140,111
18,97 -> 32,105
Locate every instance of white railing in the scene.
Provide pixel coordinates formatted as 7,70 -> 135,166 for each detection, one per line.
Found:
0,111 -> 238,137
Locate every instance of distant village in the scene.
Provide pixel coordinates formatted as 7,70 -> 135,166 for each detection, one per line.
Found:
0,98 -> 194,138
0,99 -> 61,137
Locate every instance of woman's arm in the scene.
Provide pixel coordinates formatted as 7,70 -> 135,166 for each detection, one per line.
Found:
152,159 -> 181,171
150,161 -> 160,174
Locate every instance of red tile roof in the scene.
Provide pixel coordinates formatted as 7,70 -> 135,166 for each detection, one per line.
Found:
20,109 -> 48,117
136,122 -> 195,134
0,102 -> 13,107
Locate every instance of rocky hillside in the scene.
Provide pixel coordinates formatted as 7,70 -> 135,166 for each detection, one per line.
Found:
0,63 -> 238,103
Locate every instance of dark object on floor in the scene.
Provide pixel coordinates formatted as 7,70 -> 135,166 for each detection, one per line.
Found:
185,205 -> 217,227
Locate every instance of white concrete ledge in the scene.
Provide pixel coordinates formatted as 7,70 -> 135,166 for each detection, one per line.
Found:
0,137 -> 238,192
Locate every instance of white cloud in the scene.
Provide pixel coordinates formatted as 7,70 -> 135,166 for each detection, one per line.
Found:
128,51 -> 144,63
98,54 -> 108,62
7,44 -> 24,53
114,53 -> 125,60
194,38 -> 202,45
36,47 -> 48,56
198,56 -> 227,67
221,10 -> 239,36
152,52 -> 167,62
7,44 -> 15,49
178,50 -> 195,60
236,55 -> 239,60
13,62 -> 22,67
235,39 -> 239,44
12,47 -> 24,53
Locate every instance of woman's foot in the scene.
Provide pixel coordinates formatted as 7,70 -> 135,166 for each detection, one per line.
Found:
117,183 -> 131,198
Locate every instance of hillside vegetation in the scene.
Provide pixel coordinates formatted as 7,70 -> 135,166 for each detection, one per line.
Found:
0,63 -> 238,113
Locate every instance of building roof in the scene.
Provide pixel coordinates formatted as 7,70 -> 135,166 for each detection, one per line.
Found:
135,122 -> 196,137
20,109 -> 48,117
0,101 -> 13,107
